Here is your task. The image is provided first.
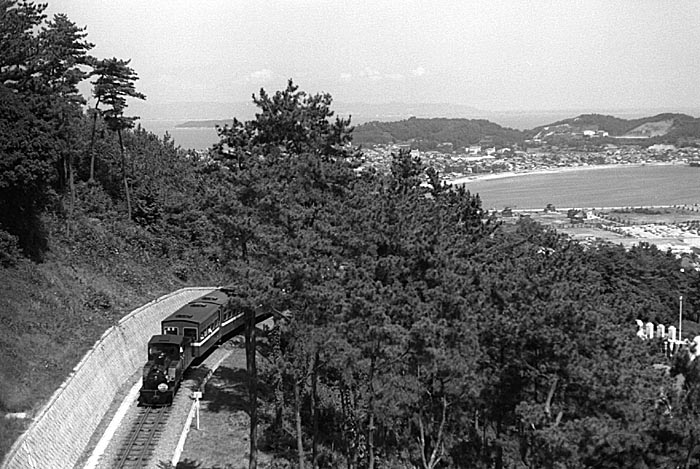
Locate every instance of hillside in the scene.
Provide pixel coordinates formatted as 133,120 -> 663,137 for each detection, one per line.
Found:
0,208 -> 227,458
352,116 -> 525,150
530,113 -> 700,143
351,113 -> 700,150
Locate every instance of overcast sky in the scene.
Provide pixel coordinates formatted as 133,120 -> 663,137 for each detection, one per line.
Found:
45,0 -> 700,112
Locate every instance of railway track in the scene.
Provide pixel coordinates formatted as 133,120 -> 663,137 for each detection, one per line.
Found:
115,406 -> 171,468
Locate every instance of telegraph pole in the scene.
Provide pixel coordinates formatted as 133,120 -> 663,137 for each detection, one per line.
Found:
679,295 -> 683,342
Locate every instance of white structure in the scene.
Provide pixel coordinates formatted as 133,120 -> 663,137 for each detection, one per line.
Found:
634,321 -> 688,356
668,325 -> 677,342
645,322 -> 655,339
656,324 -> 666,339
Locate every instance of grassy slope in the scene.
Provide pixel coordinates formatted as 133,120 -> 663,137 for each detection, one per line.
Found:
0,213 -> 226,460
534,113 -> 699,137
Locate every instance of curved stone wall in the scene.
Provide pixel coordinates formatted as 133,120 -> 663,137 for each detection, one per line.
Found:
1,287 -> 215,469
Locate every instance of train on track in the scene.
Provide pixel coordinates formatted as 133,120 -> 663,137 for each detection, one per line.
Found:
139,287 -> 265,406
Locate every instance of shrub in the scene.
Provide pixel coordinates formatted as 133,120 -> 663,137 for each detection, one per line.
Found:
0,230 -> 23,267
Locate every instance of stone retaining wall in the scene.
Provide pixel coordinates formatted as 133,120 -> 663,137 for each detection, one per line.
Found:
1,287 -> 215,469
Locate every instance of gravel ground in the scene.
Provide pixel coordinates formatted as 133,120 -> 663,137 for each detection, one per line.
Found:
75,343 -> 237,469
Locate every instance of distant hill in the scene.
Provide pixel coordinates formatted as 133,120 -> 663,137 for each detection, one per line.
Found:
531,113 -> 700,143
333,102 -> 485,123
168,108 -> 700,148
176,120 -> 233,128
352,117 -> 525,150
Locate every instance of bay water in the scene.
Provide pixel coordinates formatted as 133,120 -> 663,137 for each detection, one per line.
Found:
140,120 -> 220,151
457,164 -> 700,210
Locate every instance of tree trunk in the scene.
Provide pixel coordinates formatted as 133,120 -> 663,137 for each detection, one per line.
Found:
68,153 -> 75,208
88,103 -> 100,181
245,309 -> 258,469
294,376 -> 306,469
311,348 -> 320,469
417,394 -> 447,469
495,419 -> 503,469
272,323 -> 284,428
368,353 -> 377,469
339,384 -> 354,469
67,152 -> 75,238
117,128 -> 132,220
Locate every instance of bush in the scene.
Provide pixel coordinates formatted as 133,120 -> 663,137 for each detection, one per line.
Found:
0,230 -> 23,267
75,181 -> 117,219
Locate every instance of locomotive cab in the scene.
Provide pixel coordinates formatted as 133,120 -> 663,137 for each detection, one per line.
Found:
149,342 -> 179,361
139,335 -> 192,406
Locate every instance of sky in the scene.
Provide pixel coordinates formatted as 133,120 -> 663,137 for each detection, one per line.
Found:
44,0 -> 700,113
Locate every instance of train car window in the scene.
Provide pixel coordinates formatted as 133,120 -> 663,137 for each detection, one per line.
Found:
163,326 -> 178,335
184,328 -> 197,339
149,344 -> 178,360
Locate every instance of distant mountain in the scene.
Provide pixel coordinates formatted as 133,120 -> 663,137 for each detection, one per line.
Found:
352,117 -> 525,150
333,102 -> 486,123
129,100 -> 487,126
352,112 -> 700,150
176,119 -> 233,128
531,113 -> 700,142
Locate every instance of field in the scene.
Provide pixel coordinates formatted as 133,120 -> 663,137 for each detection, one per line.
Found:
524,205 -> 700,251
623,119 -> 674,138
600,206 -> 700,225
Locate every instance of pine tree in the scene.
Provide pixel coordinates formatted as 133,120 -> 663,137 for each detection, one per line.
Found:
35,13 -> 94,225
89,57 -> 145,218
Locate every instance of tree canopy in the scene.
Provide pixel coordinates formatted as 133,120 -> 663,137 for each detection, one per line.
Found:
208,82 -> 700,468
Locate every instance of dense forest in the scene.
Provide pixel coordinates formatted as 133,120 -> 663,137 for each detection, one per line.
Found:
352,117 -> 525,150
3,2 -> 700,468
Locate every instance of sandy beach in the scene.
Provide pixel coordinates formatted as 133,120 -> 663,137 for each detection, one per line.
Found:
447,161 -> 680,185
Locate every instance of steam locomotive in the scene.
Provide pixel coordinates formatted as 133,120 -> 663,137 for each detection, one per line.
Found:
139,288 -> 244,406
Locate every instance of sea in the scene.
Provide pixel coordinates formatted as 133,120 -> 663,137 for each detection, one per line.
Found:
139,120 -> 220,150
456,164 -> 700,210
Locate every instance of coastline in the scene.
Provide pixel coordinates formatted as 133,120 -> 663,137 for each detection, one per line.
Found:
447,161 -> 681,185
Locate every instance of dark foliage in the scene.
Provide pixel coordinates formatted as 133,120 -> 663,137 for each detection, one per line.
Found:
353,116 -> 525,150
210,83 -> 700,469
0,84 -> 54,260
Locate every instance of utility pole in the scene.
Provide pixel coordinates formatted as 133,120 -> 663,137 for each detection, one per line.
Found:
679,295 -> 683,342
246,307 -> 258,469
